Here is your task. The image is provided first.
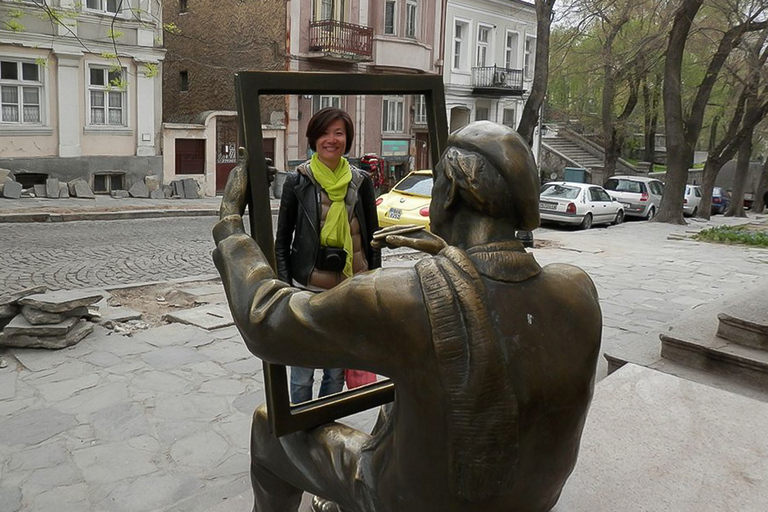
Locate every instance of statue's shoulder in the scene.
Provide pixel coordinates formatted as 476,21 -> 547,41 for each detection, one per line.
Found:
538,262 -> 599,303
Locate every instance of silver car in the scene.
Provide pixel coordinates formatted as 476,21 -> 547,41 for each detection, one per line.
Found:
603,176 -> 664,220
539,182 -> 624,230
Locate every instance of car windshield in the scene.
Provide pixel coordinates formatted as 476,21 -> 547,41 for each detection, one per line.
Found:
394,174 -> 433,196
605,179 -> 643,193
541,184 -> 581,199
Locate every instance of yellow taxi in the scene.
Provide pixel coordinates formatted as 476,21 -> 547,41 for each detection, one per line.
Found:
376,170 -> 432,231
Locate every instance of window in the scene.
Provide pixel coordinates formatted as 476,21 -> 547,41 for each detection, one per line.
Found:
86,0 -> 122,14
0,60 -> 42,124
384,0 -> 396,35
453,21 -> 467,70
505,32 -> 519,69
525,36 -> 536,79
314,95 -> 341,112
180,0 -> 188,13
93,173 -> 125,193
88,66 -> 126,126
180,71 -> 188,92
475,107 -> 489,121
382,95 -> 404,132
321,0 -> 333,20
414,95 -> 427,124
502,108 -> 515,128
406,0 -> 417,38
176,139 -> 205,174
476,26 -> 491,67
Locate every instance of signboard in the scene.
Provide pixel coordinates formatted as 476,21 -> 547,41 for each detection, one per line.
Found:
381,139 -> 410,157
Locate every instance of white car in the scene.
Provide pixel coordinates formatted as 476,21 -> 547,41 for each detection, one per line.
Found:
539,182 -> 625,230
683,184 -> 702,216
603,176 -> 664,220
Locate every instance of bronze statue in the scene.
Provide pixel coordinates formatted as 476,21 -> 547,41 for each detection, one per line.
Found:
213,121 -> 601,512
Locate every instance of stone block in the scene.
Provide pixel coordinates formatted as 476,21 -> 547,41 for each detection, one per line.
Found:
33,183 -> 47,198
145,175 -> 160,192
0,167 -> 12,183
46,178 -> 60,198
18,290 -> 103,313
128,181 -> 149,198
182,178 -> 199,199
5,314 -> 79,337
172,180 -> 184,198
0,285 -> 47,307
0,319 -> 93,349
2,178 -> 21,199
68,178 -> 95,199
21,305 -> 89,325
59,183 -> 70,198
163,304 -> 234,331
163,185 -> 173,198
150,188 -> 165,199
111,190 -> 130,199
99,306 -> 142,324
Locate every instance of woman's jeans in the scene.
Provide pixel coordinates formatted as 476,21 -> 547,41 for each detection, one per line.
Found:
290,366 -> 345,404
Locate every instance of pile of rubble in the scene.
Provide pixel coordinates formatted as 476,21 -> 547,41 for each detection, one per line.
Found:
0,288 -> 102,349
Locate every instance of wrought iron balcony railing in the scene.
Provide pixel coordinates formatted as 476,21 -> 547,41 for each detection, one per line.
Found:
472,65 -> 524,93
309,19 -> 373,61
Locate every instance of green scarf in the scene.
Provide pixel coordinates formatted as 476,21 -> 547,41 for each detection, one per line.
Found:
310,153 -> 354,277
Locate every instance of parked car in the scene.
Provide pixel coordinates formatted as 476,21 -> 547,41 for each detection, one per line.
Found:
539,182 -> 624,230
376,170 -> 432,231
683,185 -> 702,216
711,187 -> 731,215
603,175 -> 664,220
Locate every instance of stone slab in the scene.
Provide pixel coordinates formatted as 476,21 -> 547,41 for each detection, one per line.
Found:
145,175 -> 160,192
172,180 -> 184,197
58,183 -> 69,198
99,306 -> 142,323
163,304 -> 234,330
18,290 -> 103,313
111,189 -> 129,199
3,178 -> 22,199
552,364 -> 768,512
45,178 -> 59,199
5,315 -> 78,337
182,178 -> 199,199
68,179 -> 94,199
128,181 -> 149,198
21,305 -> 89,325
0,285 -> 47,307
33,184 -> 47,198
0,320 -> 93,350
150,187 -> 165,199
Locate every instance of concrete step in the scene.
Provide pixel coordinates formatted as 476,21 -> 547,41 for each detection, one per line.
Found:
716,290 -> 768,350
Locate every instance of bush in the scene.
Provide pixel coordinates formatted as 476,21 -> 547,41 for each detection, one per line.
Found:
694,226 -> 768,247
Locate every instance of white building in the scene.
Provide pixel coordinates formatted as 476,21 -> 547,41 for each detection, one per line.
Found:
0,0 -> 164,193
444,0 -> 536,134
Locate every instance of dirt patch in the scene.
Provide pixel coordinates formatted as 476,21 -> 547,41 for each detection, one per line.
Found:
108,282 -> 216,328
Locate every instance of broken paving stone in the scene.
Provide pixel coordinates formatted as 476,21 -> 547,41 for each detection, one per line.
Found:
0,320 -> 93,350
5,315 -> 79,337
19,290 -> 103,313
0,285 -> 48,307
145,175 -> 160,192
46,178 -> 60,198
128,181 -> 149,198
33,184 -> 47,198
171,180 -> 184,198
3,179 -> 22,199
68,178 -> 95,199
150,188 -> 165,199
21,305 -> 90,325
99,307 -> 142,324
182,178 -> 199,199
163,304 -> 234,331
59,183 -> 70,198
111,190 -> 130,199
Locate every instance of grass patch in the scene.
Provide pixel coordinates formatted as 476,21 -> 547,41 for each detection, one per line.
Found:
694,225 -> 768,247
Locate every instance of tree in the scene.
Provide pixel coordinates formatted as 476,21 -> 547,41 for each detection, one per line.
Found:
655,0 -> 768,224
518,0 -> 557,146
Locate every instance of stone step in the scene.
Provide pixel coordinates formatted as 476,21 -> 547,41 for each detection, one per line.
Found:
715,290 -> 768,350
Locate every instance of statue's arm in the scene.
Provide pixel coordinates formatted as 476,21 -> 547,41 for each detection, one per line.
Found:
213,215 -> 428,375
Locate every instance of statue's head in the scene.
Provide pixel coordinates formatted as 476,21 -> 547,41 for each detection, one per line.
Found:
430,121 -> 540,235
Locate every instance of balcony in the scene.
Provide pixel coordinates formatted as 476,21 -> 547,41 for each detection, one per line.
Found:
308,19 -> 374,62
472,66 -> 525,96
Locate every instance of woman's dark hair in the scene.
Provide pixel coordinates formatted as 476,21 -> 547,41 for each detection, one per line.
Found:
306,107 -> 354,154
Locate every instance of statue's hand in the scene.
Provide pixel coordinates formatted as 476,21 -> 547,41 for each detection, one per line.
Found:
372,225 -> 447,255
265,157 -> 278,185
220,147 -> 249,219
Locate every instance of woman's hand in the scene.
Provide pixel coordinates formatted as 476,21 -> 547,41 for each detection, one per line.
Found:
372,225 -> 447,255
219,147 -> 249,219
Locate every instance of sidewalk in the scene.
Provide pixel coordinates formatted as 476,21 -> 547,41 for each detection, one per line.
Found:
0,196 -> 281,223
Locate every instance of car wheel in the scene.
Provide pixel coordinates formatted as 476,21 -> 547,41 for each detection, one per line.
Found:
613,210 -> 624,225
645,206 -> 655,220
580,213 -> 593,230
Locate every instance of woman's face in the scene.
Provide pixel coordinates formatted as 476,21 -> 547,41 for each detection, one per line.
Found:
315,118 -> 347,168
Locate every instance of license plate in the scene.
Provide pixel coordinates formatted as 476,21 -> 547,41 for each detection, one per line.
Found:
540,202 -> 556,210
387,208 -> 402,220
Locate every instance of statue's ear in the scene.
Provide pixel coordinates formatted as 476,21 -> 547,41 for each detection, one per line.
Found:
445,153 -> 484,208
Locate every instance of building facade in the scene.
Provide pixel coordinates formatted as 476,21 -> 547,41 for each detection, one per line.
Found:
287,0 -> 445,185
0,0 -> 165,192
443,0 -> 536,134
162,0 -> 286,196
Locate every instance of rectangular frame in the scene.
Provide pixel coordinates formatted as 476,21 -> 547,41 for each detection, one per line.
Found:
234,71 -> 448,436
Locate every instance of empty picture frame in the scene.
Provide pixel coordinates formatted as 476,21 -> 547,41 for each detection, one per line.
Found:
234,70 -> 448,436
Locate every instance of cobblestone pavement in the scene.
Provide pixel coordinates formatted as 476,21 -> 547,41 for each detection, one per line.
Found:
0,217 -> 220,292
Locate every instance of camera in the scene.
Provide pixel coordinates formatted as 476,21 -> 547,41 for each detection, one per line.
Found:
316,246 -> 346,272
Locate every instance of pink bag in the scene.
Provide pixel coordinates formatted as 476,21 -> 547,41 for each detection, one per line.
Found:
345,369 -> 377,389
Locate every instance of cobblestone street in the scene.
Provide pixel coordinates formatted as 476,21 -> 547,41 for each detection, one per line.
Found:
0,218 -> 219,292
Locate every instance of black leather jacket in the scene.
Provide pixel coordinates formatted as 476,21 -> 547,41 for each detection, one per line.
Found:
275,163 -> 381,286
